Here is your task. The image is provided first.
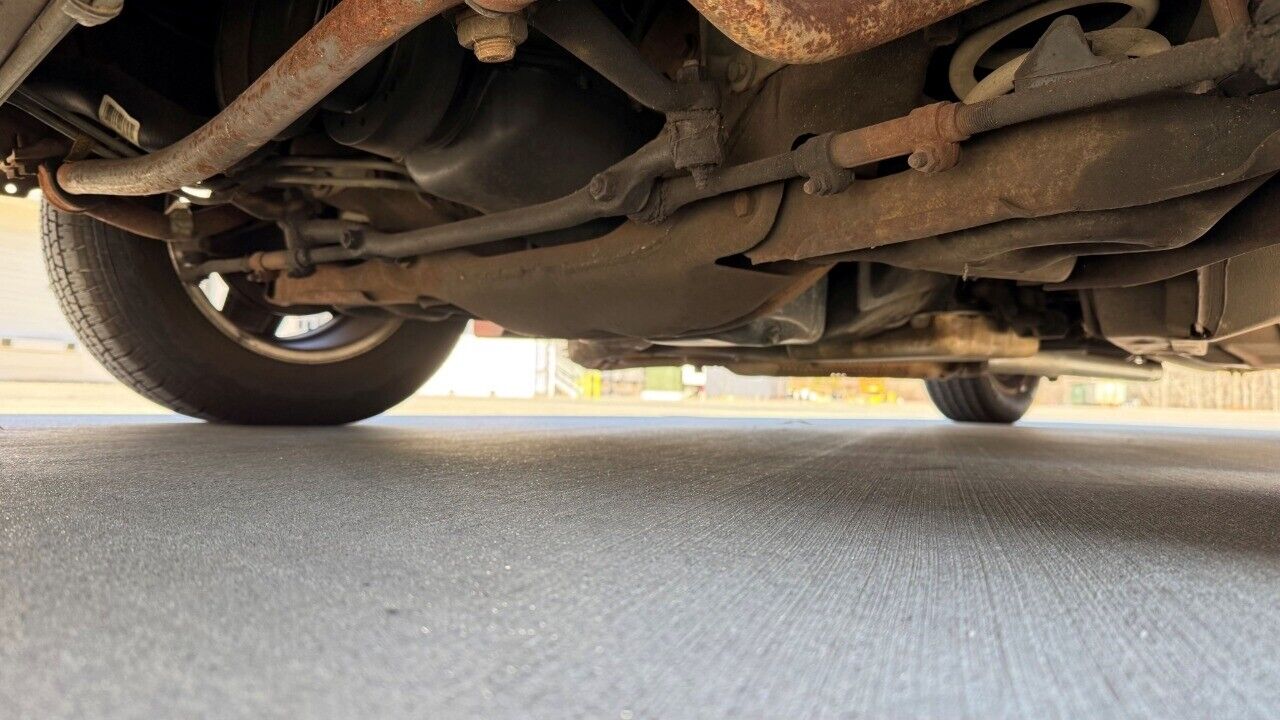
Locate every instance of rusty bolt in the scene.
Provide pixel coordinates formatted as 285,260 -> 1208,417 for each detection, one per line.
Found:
907,142 -> 961,174
802,178 -> 828,196
456,9 -> 527,64
473,37 -> 515,63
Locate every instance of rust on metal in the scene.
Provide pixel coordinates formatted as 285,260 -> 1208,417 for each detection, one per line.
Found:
90,202 -> 250,242
751,91 -> 1280,265
787,312 -> 1039,363
725,361 -> 958,380
273,185 -> 793,340
1209,0 -> 1251,34
568,340 -> 968,379
688,0 -> 986,64
566,314 -> 1029,377
272,259 -> 422,306
56,0 -> 539,196
38,165 -> 249,240
37,163 -> 87,213
828,102 -> 968,171
455,8 -> 528,63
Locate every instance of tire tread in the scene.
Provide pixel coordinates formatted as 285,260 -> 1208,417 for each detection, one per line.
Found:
41,202 -> 461,424
42,204 -> 216,419
925,374 -> 1038,424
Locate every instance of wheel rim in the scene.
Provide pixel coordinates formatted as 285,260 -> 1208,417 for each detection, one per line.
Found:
170,248 -> 401,365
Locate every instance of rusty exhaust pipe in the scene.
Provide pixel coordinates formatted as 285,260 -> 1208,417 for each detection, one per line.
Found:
38,165 -> 252,241
56,0 -> 527,197
689,0 -> 987,64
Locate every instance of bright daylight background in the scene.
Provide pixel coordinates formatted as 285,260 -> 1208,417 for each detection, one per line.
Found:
3,192 -> 1280,428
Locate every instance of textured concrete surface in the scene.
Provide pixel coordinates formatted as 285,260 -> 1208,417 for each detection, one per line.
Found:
2,415 -> 1279,719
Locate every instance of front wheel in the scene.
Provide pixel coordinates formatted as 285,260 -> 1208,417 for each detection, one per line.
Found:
41,202 -> 464,425
925,374 -> 1039,424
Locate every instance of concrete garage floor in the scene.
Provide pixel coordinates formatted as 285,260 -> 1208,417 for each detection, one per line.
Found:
2,416 -> 1279,719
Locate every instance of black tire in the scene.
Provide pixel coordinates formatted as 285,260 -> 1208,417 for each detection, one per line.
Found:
925,374 -> 1040,424
41,202 -> 464,425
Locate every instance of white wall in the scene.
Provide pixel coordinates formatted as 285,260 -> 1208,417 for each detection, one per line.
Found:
419,331 -> 543,399
0,197 -> 77,343
0,197 -> 116,382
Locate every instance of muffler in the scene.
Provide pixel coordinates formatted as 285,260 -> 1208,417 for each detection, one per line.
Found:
689,0 -> 987,64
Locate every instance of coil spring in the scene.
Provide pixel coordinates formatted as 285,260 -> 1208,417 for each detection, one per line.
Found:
949,0 -> 1169,104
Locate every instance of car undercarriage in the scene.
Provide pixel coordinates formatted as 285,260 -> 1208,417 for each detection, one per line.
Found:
3,0 -> 1279,424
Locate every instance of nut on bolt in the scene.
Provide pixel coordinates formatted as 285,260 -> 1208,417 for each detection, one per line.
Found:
588,173 -> 615,202
456,9 -> 528,63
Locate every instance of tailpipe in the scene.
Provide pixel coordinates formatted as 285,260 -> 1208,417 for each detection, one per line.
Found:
988,352 -> 1163,381
689,0 -> 987,64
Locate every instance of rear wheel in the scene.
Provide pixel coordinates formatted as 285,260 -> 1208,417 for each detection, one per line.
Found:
41,202 -> 464,424
925,374 -> 1039,424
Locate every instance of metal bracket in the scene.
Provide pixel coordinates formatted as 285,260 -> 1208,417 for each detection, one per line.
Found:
164,198 -> 195,240
667,107 -> 723,187
1013,16 -> 1109,92
529,0 -> 719,114
2,139 -> 67,180
0,0 -> 124,104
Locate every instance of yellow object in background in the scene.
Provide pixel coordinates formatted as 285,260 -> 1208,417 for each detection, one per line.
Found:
784,376 -> 899,404
579,370 -> 604,399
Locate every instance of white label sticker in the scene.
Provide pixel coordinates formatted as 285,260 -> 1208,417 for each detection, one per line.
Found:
97,95 -> 141,146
